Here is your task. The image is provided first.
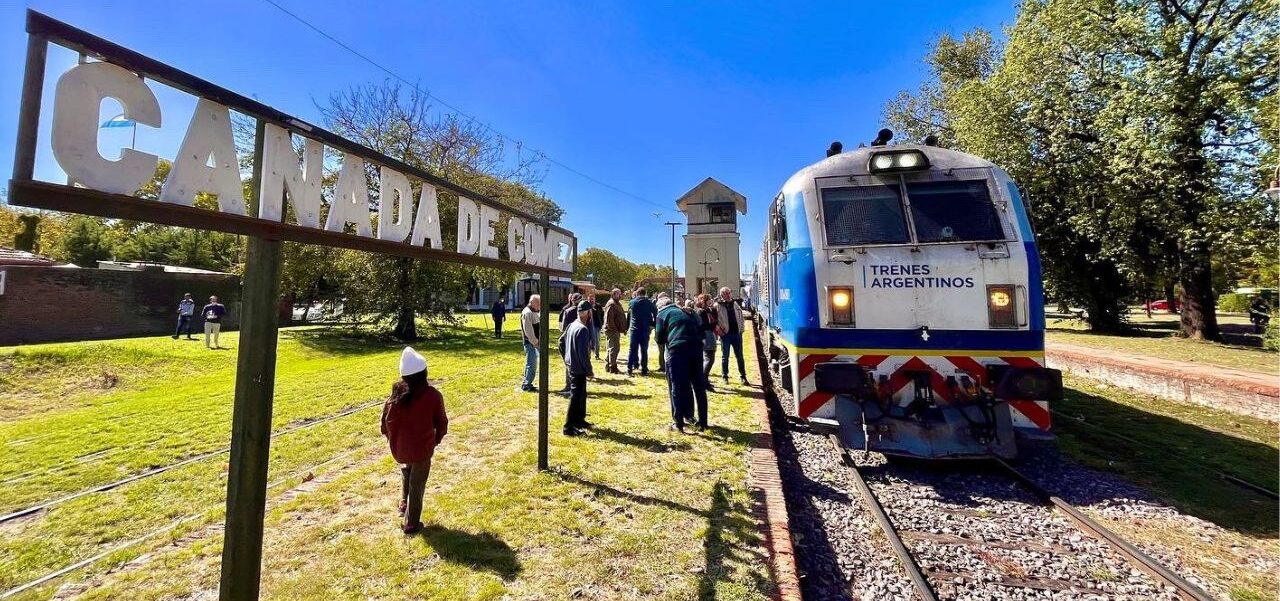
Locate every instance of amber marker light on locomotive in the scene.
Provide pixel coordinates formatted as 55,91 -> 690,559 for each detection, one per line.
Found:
829,287 -> 854,325
987,284 -> 1016,328
867,149 -> 930,173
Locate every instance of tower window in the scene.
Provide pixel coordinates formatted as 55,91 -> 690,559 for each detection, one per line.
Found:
708,203 -> 736,224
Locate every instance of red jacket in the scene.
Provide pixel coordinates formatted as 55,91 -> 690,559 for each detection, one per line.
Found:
380,382 -> 448,464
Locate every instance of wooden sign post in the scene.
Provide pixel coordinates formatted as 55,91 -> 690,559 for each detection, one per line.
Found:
9,10 -> 575,600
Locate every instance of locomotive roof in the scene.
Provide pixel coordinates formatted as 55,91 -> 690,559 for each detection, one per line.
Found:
781,144 -> 998,195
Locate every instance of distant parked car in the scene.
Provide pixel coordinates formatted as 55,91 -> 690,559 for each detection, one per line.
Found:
1143,299 -> 1180,312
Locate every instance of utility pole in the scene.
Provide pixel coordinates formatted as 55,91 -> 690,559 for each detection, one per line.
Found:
663,221 -> 680,296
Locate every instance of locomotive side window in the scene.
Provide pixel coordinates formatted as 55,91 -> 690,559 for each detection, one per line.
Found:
905,180 -> 1006,243
821,186 -> 910,246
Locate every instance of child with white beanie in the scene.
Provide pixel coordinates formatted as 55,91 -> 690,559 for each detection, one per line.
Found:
380,346 -> 449,534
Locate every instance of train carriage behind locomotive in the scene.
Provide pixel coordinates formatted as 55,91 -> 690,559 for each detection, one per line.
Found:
752,132 -> 1062,458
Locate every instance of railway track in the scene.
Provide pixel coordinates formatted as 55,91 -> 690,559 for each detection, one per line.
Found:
749,324 -> 1220,600
829,435 -> 1215,601
0,361 -> 501,525
1,362 -> 527,598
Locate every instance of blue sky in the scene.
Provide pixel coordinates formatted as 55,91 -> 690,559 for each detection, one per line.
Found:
0,0 -> 1016,275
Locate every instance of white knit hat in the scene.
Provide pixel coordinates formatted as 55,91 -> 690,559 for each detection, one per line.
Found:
399,346 -> 427,377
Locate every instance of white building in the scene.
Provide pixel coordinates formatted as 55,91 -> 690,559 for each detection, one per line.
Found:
677,178 -> 747,298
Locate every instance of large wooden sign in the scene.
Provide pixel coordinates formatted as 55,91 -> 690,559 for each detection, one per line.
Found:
10,10 -> 563,601
10,11 -> 576,276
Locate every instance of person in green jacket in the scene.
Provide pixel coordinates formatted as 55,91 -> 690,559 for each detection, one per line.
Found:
655,297 -> 709,432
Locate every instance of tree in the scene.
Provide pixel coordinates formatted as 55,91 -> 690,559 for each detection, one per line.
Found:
318,80 -> 560,339
59,216 -> 114,267
574,247 -> 640,291
883,0 -> 1276,337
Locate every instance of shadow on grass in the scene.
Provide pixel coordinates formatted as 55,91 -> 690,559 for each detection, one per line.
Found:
283,325 -> 520,358
414,524 -> 522,580
552,471 -> 767,598
1053,386 -> 1278,537
587,427 -> 691,453
698,481 -> 771,600
592,391 -> 650,401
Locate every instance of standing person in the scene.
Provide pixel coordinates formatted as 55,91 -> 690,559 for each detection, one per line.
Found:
557,293 -> 582,394
626,288 -> 657,376
380,346 -> 448,534
490,296 -> 507,339
602,288 -> 627,373
695,294 -> 719,392
715,287 -> 749,385
590,297 -> 604,360
656,295 -> 709,432
561,300 -> 596,436
655,292 -> 670,373
519,295 -> 542,392
173,293 -> 196,340
201,295 -> 226,349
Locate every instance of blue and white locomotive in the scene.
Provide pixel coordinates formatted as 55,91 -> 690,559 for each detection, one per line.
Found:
751,131 -> 1062,459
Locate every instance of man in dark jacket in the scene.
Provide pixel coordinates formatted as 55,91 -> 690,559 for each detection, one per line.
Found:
561,300 -> 596,436
556,293 -> 582,394
626,288 -> 657,376
656,297 -> 709,432
490,297 -> 507,339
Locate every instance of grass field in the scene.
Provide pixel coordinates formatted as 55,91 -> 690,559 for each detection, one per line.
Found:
1046,311 -> 1277,374
0,317 -> 774,600
1055,375 -> 1278,601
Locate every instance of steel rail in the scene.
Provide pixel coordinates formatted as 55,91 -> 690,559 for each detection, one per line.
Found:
828,435 -> 940,601
994,458 -> 1216,601
0,372 -> 523,598
0,360 -> 498,525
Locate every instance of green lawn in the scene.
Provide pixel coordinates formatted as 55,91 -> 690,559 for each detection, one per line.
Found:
0,318 -> 774,600
1055,375 -> 1278,600
1046,311 -> 1277,374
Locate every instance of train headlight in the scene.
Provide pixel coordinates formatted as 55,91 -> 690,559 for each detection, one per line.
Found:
867,150 -> 930,173
987,284 -> 1016,328
829,287 -> 854,325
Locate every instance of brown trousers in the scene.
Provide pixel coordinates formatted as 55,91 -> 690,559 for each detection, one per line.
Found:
605,331 -> 621,371
400,458 -> 433,527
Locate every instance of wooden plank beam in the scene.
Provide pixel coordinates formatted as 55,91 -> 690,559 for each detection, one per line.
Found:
537,272 -> 551,470
7,180 -> 574,277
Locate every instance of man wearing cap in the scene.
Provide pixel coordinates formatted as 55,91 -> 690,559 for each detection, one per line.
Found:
381,347 -> 448,534
561,300 -> 595,436
519,294 -> 542,392
655,292 -> 670,373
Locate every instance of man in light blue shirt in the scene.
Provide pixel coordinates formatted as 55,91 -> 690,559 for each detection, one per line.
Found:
172,293 -> 195,340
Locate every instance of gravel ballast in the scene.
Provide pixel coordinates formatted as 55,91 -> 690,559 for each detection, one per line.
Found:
765,376 -> 1228,600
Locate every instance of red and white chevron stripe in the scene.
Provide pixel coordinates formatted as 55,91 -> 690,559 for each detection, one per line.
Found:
792,352 -> 1050,432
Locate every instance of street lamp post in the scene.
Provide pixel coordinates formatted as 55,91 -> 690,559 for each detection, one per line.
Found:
699,247 -> 721,295
663,221 -> 681,295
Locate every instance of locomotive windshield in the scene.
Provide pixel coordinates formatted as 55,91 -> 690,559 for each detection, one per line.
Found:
820,177 -> 1007,246
821,185 -> 911,245
905,180 -> 1004,243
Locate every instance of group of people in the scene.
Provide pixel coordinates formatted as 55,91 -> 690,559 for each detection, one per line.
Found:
172,293 -> 227,349
378,285 -> 751,533
512,285 -> 750,435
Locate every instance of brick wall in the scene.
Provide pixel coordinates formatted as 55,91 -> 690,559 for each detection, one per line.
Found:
0,265 -> 242,345
1047,348 -> 1279,422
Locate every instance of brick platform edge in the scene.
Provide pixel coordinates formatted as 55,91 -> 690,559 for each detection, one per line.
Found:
743,322 -> 803,600
747,393 -> 803,601
1047,345 -> 1279,422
